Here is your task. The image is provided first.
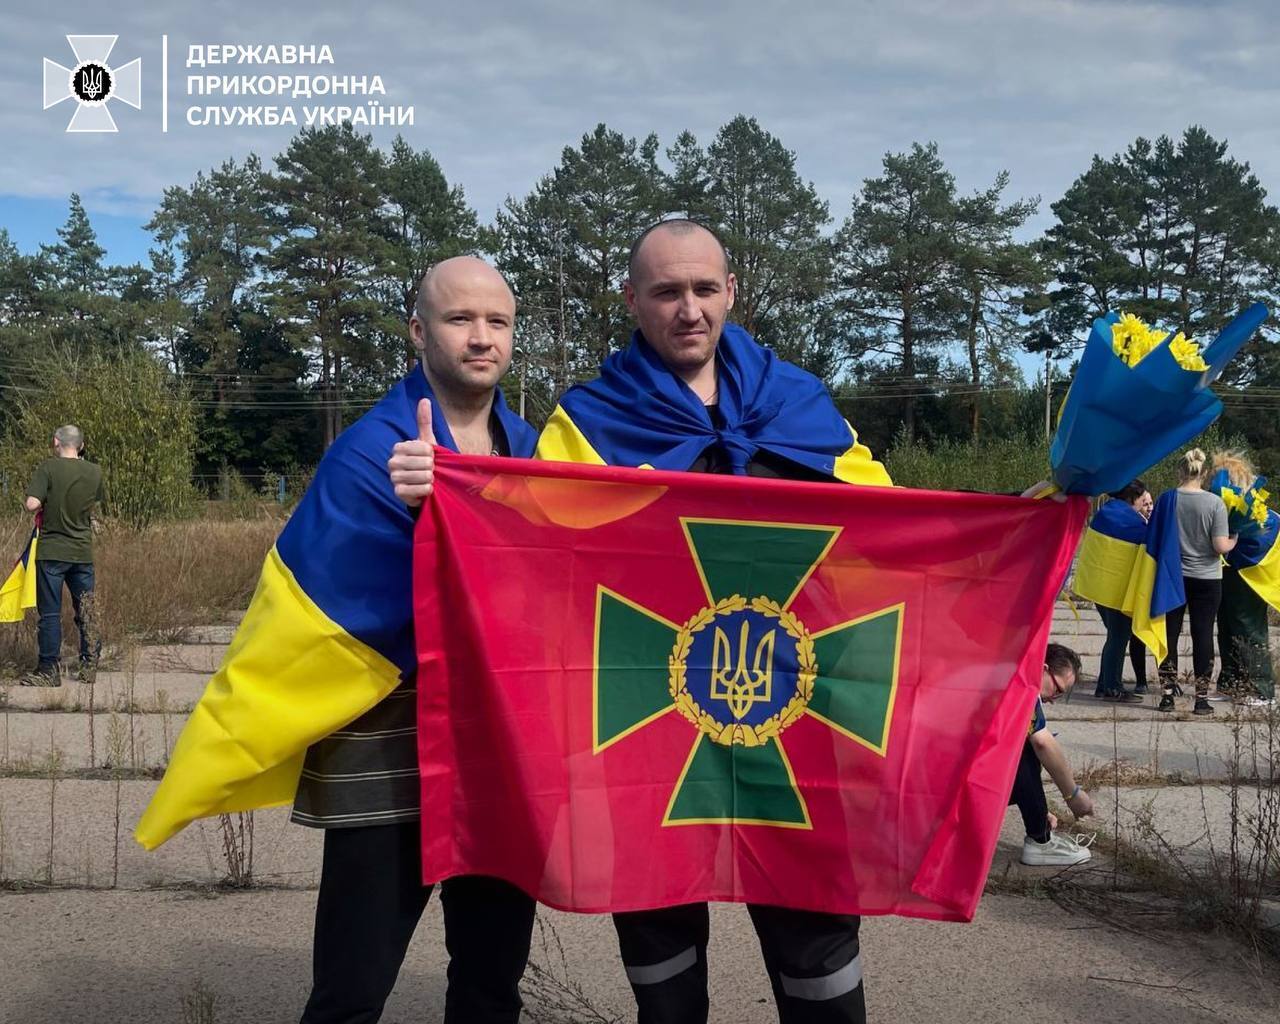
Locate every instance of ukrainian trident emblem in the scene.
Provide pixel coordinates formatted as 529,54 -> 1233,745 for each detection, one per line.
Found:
593,518 -> 903,828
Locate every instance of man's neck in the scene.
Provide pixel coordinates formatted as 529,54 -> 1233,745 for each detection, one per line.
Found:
56,449 -> 79,459
675,360 -> 718,405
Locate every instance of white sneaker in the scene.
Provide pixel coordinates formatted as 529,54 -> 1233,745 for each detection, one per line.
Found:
1021,832 -> 1094,867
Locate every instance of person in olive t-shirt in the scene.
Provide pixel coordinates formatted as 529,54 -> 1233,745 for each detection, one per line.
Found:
21,424 -> 103,686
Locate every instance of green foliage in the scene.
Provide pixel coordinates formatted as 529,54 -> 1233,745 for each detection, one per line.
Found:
267,123 -> 396,447
496,123 -> 665,414
0,350 -> 198,528
882,422 -> 1253,496
884,433 -> 1050,493
834,143 -> 1042,443
5,120 -> 1278,489
1042,126 -> 1280,353
696,117 -> 834,359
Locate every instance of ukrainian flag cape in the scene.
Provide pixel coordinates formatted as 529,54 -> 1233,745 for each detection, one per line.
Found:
1072,499 -> 1147,612
1211,470 -> 1280,613
1125,490 -> 1187,663
136,369 -> 536,850
537,324 -> 891,486
0,526 -> 38,623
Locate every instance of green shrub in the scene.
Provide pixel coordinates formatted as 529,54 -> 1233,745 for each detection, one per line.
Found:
883,423 -> 1257,497
0,350 -> 199,528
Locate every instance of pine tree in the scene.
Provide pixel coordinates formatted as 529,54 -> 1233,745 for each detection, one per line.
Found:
382,136 -> 481,371
266,123 -> 394,448
833,143 -> 967,443
701,117 -> 833,352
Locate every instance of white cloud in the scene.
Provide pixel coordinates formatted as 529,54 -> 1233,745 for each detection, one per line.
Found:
1,0 -> 1277,235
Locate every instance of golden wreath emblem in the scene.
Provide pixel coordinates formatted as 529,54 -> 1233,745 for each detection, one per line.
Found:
668,594 -> 816,748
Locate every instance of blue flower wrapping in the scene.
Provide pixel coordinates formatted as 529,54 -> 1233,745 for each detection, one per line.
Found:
1050,303 -> 1268,495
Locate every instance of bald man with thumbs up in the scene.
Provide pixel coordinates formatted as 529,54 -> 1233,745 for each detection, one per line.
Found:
299,256 -> 540,1024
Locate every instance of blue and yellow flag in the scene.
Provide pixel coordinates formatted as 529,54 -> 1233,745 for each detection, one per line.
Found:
1232,510 -> 1280,612
136,369 -> 537,850
0,527 -> 38,623
536,324 -> 891,487
1072,498 -> 1147,612
1126,490 -> 1187,664
1210,469 -> 1280,613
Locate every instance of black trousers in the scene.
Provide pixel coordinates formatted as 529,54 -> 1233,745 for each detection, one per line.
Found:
300,821 -> 536,1024
1218,565 -> 1275,698
1158,577 -> 1223,697
1129,635 -> 1148,688
612,902 -> 865,1024
1007,739 -> 1050,843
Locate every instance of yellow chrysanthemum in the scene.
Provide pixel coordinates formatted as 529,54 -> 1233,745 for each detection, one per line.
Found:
1110,313 -> 1153,367
1167,332 -> 1208,372
1251,497 -> 1270,527
1110,313 -> 1207,372
1220,488 -> 1246,513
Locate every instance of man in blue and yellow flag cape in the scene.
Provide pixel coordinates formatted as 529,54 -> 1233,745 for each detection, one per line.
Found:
0,525 -> 38,623
536,258 -> 890,487
1130,489 -> 1187,669
1071,482 -> 1157,699
539,219 -> 888,1024
139,258 -> 539,1024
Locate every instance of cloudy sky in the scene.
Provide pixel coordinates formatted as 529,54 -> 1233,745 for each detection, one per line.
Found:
2,0 -> 1278,268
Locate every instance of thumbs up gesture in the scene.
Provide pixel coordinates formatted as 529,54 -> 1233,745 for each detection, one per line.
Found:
389,399 -> 437,507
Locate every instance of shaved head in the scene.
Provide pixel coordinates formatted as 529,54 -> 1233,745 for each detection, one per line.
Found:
414,255 -> 515,326
409,255 -> 516,398
628,219 -> 729,284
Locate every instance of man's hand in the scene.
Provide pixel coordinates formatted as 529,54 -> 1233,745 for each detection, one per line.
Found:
389,399 -> 437,508
1021,480 -> 1068,502
1065,788 -> 1094,819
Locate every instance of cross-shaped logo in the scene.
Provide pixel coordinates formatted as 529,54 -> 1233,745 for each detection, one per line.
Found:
593,518 -> 903,828
43,35 -> 141,133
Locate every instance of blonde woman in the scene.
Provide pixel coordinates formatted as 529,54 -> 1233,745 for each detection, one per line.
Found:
1211,452 -> 1275,704
1156,448 -> 1237,714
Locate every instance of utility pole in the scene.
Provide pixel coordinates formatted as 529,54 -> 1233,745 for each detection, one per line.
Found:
519,346 -> 527,421
1044,349 -> 1052,440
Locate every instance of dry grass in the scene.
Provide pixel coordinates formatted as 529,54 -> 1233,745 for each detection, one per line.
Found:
0,513 -> 279,674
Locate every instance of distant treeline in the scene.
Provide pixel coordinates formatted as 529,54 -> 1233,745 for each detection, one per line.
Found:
1,118 -> 1278,491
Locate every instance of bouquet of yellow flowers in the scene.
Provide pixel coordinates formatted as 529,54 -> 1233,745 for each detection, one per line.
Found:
1050,303 -> 1268,495
1211,470 -> 1272,538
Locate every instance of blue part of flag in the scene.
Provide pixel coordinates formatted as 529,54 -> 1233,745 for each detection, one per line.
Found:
276,367 -> 537,678
557,324 -> 855,477
1144,490 -> 1186,618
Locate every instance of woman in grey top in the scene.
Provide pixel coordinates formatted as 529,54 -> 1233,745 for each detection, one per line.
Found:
1157,448 -> 1237,715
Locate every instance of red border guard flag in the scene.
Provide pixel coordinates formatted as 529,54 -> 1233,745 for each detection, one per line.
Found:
415,454 -> 1086,922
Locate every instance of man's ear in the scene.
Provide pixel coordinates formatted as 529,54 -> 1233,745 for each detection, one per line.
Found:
622,279 -> 637,317
409,315 -> 428,352
725,272 -> 737,312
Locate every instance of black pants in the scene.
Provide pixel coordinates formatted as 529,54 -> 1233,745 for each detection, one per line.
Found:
612,902 -> 864,1023
1129,635 -> 1148,688
1218,565 -> 1275,698
300,821 -> 536,1024
1007,739 -> 1049,843
1095,606 -> 1151,694
1158,577 -> 1223,697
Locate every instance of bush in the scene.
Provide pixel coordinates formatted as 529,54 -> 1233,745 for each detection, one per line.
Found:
884,432 -> 1050,493
884,423 -> 1260,497
0,349 -> 199,528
